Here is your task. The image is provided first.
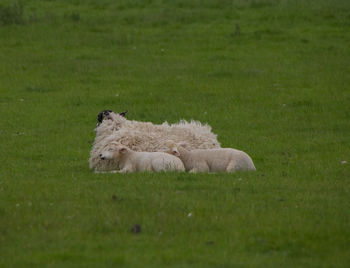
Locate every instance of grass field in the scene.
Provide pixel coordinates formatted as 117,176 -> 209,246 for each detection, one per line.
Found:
0,0 -> 349,267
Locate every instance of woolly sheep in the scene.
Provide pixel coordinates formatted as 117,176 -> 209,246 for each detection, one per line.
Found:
89,111 -> 220,171
166,141 -> 256,173
99,142 -> 185,173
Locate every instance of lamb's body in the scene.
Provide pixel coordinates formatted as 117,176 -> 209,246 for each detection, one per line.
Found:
167,144 -> 256,173
99,143 -> 185,173
90,112 -> 220,171
117,151 -> 185,173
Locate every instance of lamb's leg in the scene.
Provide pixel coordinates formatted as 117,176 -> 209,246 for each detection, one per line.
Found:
118,164 -> 133,173
94,170 -> 118,174
151,158 -> 174,172
94,170 -> 107,174
226,159 -> 239,172
150,158 -> 163,172
190,162 -> 209,173
118,168 -> 130,173
227,156 -> 256,172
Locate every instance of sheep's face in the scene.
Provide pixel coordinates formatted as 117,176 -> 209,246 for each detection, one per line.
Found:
96,110 -> 128,127
100,143 -> 128,160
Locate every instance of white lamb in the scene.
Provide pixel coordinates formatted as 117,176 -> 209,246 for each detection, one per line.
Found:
89,111 -> 220,171
166,141 -> 256,173
99,142 -> 185,173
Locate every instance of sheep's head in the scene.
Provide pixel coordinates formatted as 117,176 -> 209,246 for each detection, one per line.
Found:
97,110 -> 128,126
99,142 -> 129,160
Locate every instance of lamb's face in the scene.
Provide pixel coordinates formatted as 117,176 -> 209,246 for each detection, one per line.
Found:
100,143 -> 127,160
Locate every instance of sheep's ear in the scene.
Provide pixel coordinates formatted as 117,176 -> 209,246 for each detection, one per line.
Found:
97,110 -> 111,123
97,112 -> 103,123
119,110 -> 128,117
119,147 -> 128,154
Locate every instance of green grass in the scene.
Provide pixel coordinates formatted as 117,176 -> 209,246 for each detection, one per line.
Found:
0,0 -> 349,267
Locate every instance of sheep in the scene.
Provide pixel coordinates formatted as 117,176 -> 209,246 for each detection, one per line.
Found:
89,110 -> 221,171
165,141 -> 256,173
99,142 -> 185,173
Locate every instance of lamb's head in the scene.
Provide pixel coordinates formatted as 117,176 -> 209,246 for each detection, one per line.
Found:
164,140 -> 181,157
99,142 -> 129,160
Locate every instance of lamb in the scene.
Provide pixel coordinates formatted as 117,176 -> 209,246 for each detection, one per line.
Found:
165,141 -> 256,173
89,110 -> 221,171
99,142 -> 185,173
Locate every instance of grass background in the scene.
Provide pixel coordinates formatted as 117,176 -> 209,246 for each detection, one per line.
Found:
0,0 -> 349,267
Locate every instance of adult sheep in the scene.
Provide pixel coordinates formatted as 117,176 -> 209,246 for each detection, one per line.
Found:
89,110 -> 221,171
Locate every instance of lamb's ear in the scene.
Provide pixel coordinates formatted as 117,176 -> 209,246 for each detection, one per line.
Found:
164,140 -> 174,148
119,110 -> 128,117
172,150 -> 180,157
119,146 -> 128,154
178,141 -> 188,148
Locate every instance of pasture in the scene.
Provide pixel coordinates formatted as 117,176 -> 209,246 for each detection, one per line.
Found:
0,0 -> 349,267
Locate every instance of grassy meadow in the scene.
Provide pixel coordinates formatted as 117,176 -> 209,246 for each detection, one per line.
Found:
0,0 -> 349,267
